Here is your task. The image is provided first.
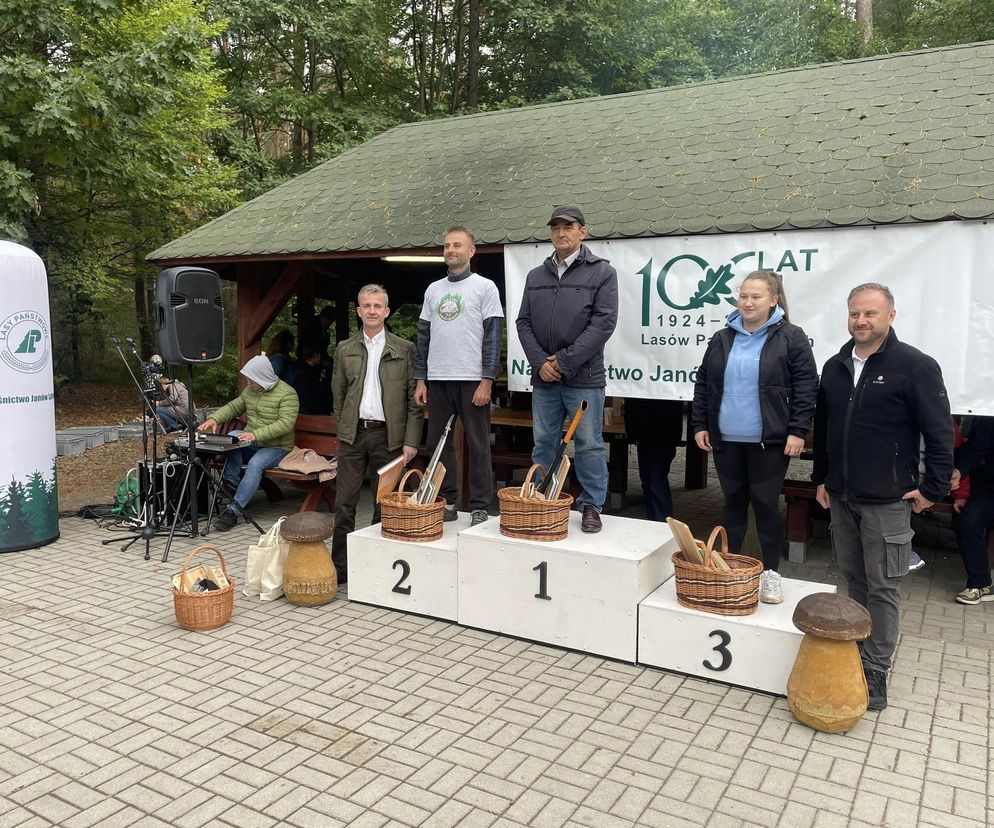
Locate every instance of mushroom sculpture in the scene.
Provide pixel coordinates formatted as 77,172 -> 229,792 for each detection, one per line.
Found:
280,512 -> 337,607
787,592 -> 872,733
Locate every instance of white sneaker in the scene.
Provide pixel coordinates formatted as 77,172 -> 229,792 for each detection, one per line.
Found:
908,550 -> 926,572
760,570 -> 784,604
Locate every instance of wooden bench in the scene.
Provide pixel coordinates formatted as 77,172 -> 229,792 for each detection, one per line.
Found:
782,478 -> 994,566
262,414 -> 339,513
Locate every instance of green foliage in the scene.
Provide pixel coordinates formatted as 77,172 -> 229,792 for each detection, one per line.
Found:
870,0 -> 994,51
193,355 -> 240,405
386,304 -> 421,344
1,0 -> 237,378
5,0 -> 990,390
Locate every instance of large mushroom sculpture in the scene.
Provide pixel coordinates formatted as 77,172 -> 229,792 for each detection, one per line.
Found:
280,512 -> 337,606
787,592 -> 873,733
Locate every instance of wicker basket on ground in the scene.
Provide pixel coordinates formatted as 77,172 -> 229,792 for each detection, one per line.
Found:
172,545 -> 235,631
379,468 -> 445,542
671,526 -> 762,616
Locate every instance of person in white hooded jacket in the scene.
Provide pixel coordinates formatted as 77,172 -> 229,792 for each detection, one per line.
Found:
199,355 -> 299,531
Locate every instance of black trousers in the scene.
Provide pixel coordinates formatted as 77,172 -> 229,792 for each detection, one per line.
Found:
427,380 -> 493,511
712,441 -> 790,571
331,425 -> 398,573
956,488 -> 994,589
637,443 -> 677,522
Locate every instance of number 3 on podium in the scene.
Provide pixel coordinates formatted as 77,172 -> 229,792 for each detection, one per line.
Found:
703,629 -> 732,671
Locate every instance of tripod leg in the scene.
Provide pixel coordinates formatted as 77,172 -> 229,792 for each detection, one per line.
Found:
161,459 -> 197,563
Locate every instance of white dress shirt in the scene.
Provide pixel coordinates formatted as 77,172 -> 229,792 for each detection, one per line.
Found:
851,347 -> 868,387
359,329 -> 386,421
555,248 -> 581,279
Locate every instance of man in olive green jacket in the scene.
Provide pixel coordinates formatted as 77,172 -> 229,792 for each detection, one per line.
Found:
200,354 -> 299,531
332,284 -> 423,582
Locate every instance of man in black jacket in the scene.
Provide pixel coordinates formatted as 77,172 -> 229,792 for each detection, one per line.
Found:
516,206 -> 618,532
814,283 -> 953,711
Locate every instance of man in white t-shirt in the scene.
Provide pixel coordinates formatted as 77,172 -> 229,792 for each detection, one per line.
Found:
414,226 -> 504,525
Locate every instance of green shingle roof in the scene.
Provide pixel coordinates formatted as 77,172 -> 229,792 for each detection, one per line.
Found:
149,41 -> 994,263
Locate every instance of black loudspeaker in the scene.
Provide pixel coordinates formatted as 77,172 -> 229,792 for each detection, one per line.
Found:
153,267 -> 224,364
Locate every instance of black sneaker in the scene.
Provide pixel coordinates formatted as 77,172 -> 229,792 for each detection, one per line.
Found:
213,509 -> 239,532
865,668 -> 888,711
336,567 -> 348,586
443,505 -> 458,522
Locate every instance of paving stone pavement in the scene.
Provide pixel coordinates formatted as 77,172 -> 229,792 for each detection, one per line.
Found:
1,450 -> 990,827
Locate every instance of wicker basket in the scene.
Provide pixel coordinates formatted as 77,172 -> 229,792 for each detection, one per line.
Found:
672,526 -> 763,616
172,545 -> 235,631
498,465 -> 574,541
380,468 -> 445,542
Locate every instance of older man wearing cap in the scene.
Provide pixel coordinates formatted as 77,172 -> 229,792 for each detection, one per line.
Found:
515,206 -> 619,532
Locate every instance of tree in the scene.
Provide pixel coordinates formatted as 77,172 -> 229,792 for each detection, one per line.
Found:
855,0 -> 873,46
870,0 -> 994,50
3,479 -> 31,548
23,470 -> 53,541
210,0 -> 406,192
0,0 -> 236,376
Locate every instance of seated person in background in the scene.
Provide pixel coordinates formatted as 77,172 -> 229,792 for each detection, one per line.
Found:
302,305 -> 335,374
267,330 -> 295,380
199,355 -> 299,532
153,373 -> 193,433
951,416 -> 994,605
289,343 -> 332,415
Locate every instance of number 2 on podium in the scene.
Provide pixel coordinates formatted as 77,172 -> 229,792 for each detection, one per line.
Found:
533,561 -> 551,601
392,559 -> 412,595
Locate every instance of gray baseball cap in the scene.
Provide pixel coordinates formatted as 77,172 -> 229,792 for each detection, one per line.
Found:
547,206 -> 586,226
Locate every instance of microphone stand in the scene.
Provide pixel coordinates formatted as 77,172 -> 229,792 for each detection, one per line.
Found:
102,336 -> 170,560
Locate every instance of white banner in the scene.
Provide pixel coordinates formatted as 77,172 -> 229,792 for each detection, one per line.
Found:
504,222 -> 994,415
0,241 -> 59,551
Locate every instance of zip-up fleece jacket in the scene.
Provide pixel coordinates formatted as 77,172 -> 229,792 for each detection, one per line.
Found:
213,380 -> 299,451
691,318 -> 818,446
813,329 -> 953,504
515,245 -> 618,388
333,331 -> 423,451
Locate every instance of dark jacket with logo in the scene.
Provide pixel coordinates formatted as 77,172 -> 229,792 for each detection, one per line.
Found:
515,245 -> 618,388
813,329 -> 953,504
333,331 -> 423,451
690,319 -> 818,446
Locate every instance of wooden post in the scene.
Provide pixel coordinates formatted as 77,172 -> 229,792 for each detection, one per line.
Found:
297,270 -> 315,344
236,263 -> 263,370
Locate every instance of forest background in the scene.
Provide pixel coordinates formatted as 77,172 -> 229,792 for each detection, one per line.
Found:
2,0 -> 991,399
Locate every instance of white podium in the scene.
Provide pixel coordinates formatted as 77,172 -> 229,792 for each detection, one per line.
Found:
345,512 -> 468,620
638,577 -> 837,695
457,513 -> 676,661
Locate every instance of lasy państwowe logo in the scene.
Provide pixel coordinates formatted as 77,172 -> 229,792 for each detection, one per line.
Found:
1,310 -> 50,373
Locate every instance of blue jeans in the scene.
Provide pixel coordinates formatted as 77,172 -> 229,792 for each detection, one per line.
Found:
531,385 -> 607,511
155,406 -> 183,432
220,434 -> 287,513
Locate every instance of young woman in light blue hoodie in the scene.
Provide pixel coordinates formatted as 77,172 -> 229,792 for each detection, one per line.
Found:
690,271 -> 818,603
